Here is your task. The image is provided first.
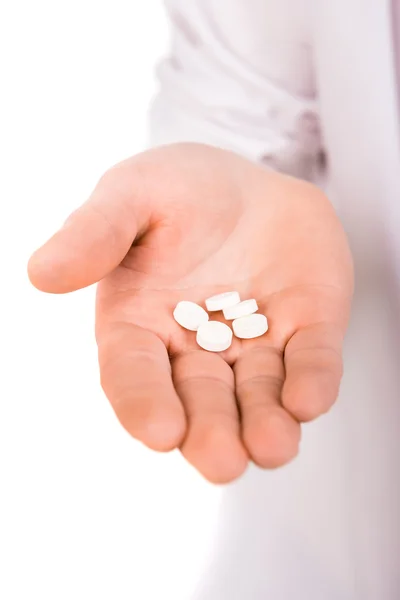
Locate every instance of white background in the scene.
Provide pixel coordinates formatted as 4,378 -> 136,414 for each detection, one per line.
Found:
0,2 -> 222,598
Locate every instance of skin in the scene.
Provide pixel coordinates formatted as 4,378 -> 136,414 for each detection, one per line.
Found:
28,143 -> 354,484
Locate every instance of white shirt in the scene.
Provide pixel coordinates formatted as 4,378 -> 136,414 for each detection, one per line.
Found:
150,0 -> 400,275
149,2 -> 400,598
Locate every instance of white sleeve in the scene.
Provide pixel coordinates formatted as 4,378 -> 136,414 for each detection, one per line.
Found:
148,0 -> 322,180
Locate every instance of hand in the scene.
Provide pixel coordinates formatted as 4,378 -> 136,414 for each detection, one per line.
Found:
28,143 -> 353,483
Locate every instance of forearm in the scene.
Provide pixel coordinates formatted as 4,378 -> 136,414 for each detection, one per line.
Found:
148,0 -> 322,181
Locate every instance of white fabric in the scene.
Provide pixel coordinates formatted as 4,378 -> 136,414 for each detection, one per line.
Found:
148,1 -> 400,598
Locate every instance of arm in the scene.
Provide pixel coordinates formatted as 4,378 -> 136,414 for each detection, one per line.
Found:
28,1 -> 352,483
149,0 -> 322,180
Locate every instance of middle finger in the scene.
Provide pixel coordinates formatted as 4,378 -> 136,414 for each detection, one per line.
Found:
173,350 -> 248,484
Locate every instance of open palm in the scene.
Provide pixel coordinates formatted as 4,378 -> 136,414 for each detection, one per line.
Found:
29,144 -> 353,483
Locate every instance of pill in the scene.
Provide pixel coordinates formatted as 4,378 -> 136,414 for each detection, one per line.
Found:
223,298 -> 258,320
173,301 -> 209,331
232,313 -> 268,339
205,291 -> 241,312
196,321 -> 233,352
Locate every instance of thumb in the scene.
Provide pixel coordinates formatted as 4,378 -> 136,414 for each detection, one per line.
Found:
28,164 -> 150,293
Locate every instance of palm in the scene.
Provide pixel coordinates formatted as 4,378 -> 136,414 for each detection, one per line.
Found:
94,144 -> 352,482
29,144 -> 353,483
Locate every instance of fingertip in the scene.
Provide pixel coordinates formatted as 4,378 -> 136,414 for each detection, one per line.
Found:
27,244 -> 66,293
283,375 -> 339,422
243,409 -> 301,469
141,415 -> 187,452
27,247 -> 45,291
182,426 -> 249,484
28,232 -> 102,294
123,413 -> 187,453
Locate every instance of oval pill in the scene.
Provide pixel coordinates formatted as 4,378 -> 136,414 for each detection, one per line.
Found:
232,314 -> 268,339
196,321 -> 233,352
223,299 -> 258,320
173,301 -> 209,331
205,291 -> 241,312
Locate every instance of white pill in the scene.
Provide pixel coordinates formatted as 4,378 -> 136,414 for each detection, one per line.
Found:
233,314 -> 268,339
205,291 -> 241,312
223,299 -> 258,320
196,321 -> 233,352
173,301 -> 209,331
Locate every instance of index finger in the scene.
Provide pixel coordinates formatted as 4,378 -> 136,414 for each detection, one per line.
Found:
97,321 -> 187,451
